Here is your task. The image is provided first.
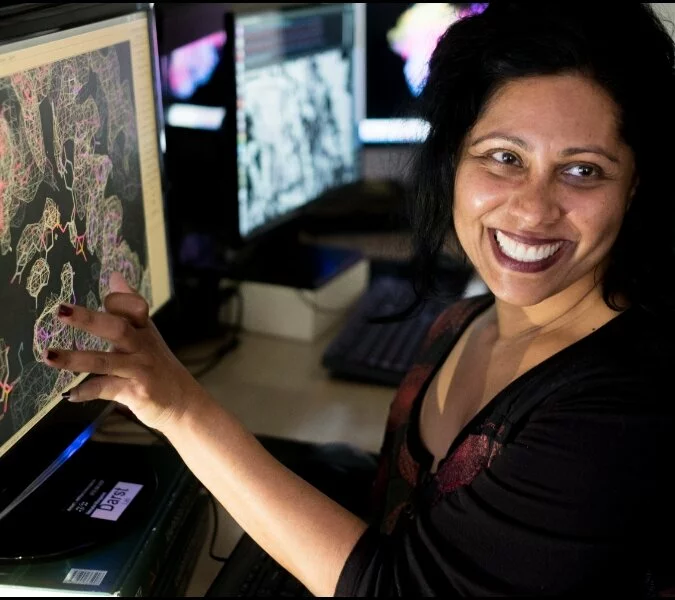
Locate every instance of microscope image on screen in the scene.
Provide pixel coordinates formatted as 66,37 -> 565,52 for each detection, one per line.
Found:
0,43 -> 151,444
386,3 -> 488,97
240,48 -> 355,237
167,31 -> 227,102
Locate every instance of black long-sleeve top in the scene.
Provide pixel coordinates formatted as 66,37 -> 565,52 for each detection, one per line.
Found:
336,294 -> 675,597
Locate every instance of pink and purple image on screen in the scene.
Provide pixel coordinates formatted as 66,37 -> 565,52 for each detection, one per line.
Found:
168,31 -> 227,100
387,3 -> 487,96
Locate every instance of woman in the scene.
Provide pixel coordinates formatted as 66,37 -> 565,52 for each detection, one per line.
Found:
44,3 -> 675,596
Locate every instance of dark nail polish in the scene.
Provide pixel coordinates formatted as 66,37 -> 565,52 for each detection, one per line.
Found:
46,350 -> 59,360
58,304 -> 73,317
61,392 -> 70,400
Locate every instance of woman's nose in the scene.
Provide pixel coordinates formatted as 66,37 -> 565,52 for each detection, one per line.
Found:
507,178 -> 562,228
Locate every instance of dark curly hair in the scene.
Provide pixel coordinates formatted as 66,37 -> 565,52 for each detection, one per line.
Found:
408,2 -> 675,314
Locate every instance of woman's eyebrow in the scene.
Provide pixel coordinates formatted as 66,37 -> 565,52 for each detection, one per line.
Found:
470,132 -> 530,150
470,132 -> 620,164
559,146 -> 619,164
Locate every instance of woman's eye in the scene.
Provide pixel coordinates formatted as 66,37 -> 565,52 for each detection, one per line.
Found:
564,164 -> 600,178
489,150 -> 521,166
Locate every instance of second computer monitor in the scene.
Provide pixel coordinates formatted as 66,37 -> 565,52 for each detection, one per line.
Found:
162,29 -> 228,131
227,4 -> 359,241
359,3 -> 488,145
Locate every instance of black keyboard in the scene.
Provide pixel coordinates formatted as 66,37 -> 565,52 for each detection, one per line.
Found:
322,275 -> 468,386
206,533 -> 312,597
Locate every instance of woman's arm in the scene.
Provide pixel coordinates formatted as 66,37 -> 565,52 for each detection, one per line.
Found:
162,392 -> 368,597
44,273 -> 367,597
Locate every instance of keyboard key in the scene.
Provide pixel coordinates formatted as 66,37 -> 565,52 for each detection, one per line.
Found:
322,275 -> 465,386
206,533 -> 314,597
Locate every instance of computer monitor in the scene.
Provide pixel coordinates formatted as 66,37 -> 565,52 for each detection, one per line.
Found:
358,2 -> 488,145
224,3 -> 360,242
162,30 -> 228,131
0,3 -> 172,559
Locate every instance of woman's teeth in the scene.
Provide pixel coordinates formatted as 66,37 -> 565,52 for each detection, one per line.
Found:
495,230 -> 563,263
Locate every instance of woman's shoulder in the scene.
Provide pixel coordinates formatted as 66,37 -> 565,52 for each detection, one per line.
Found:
601,303 -> 675,367
531,303 -> 675,414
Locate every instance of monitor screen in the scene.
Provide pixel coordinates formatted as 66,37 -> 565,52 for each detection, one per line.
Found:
163,29 -> 228,131
232,3 -> 359,240
0,10 -> 172,460
359,2 -> 488,145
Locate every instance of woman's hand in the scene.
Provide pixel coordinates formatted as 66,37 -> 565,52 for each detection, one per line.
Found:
43,272 -> 206,432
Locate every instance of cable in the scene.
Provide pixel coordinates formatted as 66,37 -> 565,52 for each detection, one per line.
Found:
190,336 -> 240,379
180,330 -> 238,366
101,407 -> 169,443
125,421 -> 229,563
98,409 -> 228,563
208,492 -> 228,563
184,287 -> 244,380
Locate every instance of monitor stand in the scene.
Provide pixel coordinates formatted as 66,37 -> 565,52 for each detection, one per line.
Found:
229,229 -> 364,290
0,439 -> 159,562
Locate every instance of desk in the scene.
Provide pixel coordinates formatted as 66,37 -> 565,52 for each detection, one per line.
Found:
102,324 -> 395,596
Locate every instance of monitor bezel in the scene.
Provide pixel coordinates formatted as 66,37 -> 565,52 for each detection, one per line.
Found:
222,2 -> 362,248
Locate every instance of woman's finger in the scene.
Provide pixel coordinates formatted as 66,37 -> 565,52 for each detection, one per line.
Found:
44,347 -> 144,379
105,272 -> 148,328
65,375 -> 130,404
56,303 -> 140,353
109,271 -> 136,294
103,292 -> 149,328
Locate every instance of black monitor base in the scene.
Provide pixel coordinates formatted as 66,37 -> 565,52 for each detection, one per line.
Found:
0,440 -> 159,562
229,237 -> 364,290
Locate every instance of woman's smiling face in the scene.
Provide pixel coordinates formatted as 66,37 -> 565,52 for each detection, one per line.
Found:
453,73 -> 637,307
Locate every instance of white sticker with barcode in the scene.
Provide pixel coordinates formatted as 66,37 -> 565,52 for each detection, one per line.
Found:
63,568 -> 107,586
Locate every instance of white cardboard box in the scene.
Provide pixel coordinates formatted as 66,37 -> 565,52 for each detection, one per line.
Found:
231,259 -> 370,342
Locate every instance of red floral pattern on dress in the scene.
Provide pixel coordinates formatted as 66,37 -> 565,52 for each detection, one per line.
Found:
387,364 -> 435,431
371,295 -> 497,532
433,434 -> 503,501
397,437 -> 420,487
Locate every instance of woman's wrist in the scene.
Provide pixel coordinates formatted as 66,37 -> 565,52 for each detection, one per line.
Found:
160,377 -> 219,438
